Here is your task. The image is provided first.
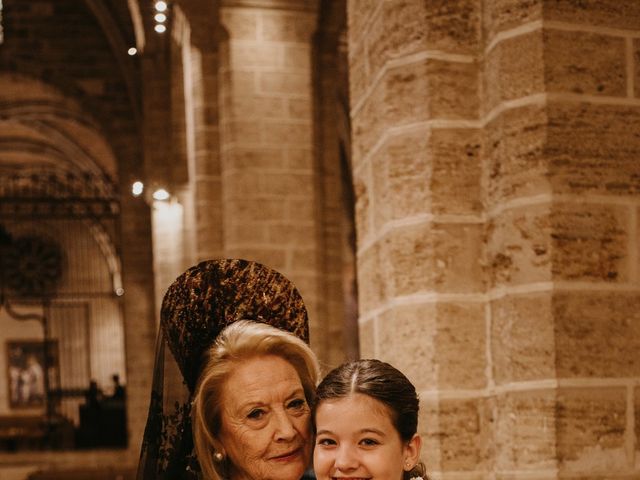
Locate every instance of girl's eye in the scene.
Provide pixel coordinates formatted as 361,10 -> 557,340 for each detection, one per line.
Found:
247,408 -> 265,420
316,437 -> 336,446
360,438 -> 380,446
287,398 -> 306,409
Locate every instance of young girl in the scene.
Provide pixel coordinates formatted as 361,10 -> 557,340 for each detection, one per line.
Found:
313,359 -> 428,480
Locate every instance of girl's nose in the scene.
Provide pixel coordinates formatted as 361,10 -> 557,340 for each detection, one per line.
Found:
334,444 -> 359,471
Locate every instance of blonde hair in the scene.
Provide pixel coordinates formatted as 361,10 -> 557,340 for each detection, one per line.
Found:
192,320 -> 320,480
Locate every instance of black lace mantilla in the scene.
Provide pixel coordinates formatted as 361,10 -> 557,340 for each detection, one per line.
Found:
137,259 -> 310,480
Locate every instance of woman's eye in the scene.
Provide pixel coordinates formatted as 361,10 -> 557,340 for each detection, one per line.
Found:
247,408 -> 265,420
287,398 -> 306,409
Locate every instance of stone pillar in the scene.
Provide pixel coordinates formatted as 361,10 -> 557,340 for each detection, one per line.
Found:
181,2 -> 225,263
347,0 -> 487,476
150,2 -> 225,313
119,169 -> 157,463
485,1 -> 640,478
219,1 -> 324,354
349,0 -> 640,478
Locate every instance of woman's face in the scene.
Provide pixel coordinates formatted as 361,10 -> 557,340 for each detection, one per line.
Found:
314,393 -> 420,480
217,354 -> 312,480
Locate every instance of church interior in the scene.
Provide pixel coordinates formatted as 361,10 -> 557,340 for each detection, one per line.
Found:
0,0 -> 639,478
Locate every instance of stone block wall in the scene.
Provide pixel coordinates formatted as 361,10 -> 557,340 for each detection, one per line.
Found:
218,1 -> 327,355
349,0 -> 640,478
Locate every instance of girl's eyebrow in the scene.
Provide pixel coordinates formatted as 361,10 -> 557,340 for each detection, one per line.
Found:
315,428 -> 386,436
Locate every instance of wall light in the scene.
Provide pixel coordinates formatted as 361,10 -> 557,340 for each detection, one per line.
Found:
128,47 -> 137,56
152,188 -> 170,201
132,181 -> 144,196
154,13 -> 166,23
154,24 -> 166,33
154,1 -> 167,12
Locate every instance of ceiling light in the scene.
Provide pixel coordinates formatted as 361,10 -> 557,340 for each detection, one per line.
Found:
132,181 -> 144,196
153,188 -> 170,201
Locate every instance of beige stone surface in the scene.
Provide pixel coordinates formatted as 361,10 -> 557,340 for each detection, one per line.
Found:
547,103 -> 640,196
554,292 -> 640,378
556,388 -> 627,472
358,317 -> 375,359
347,0 -> 380,42
434,302 -> 487,389
226,198 -> 287,221
387,59 -> 479,121
483,0 -> 543,42
347,40 -> 369,108
229,147 -> 286,169
494,390 -> 557,471
486,204 -> 552,288
353,172 -> 372,247
430,128 -> 483,215
266,224 -> 315,245
352,58 -> 478,162
365,0 -> 427,76
259,71 -> 310,95
386,221 -> 484,296
423,397 -> 494,472
221,9 -> 259,40
285,147 -> 313,169
261,11 -> 317,42
551,203 -> 629,283
485,104 -> 549,206
230,96 -> 286,118
357,242 -> 389,313
262,121 -> 313,145
423,0 -> 480,55
377,304 -> 437,387
491,293 -> 555,385
544,0 -> 640,31
229,42 -> 282,68
483,31 -> 544,113
544,30 -> 626,97
366,300 -> 487,390
351,81 -> 385,164
371,129 -> 431,228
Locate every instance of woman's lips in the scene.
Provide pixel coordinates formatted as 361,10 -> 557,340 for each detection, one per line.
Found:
270,447 -> 302,462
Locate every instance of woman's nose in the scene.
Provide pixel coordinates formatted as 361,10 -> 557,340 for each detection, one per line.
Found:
272,410 -> 297,441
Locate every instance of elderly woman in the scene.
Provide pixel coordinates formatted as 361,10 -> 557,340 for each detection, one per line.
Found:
137,259 -> 320,480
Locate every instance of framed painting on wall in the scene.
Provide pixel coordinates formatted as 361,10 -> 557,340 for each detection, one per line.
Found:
6,340 -> 58,409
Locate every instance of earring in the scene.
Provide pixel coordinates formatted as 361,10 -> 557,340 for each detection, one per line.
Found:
214,452 -> 224,462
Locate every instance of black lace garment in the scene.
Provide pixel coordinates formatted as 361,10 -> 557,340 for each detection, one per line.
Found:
137,259 -> 310,480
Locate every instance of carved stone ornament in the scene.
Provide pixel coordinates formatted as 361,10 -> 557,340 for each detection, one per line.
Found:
4,235 -> 63,298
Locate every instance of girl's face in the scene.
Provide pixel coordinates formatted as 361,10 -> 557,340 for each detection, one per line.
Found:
313,393 -> 421,480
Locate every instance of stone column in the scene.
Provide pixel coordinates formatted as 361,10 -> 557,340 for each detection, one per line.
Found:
349,0 -> 640,478
348,0 -> 488,476
219,0 -> 324,354
485,1 -> 640,478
